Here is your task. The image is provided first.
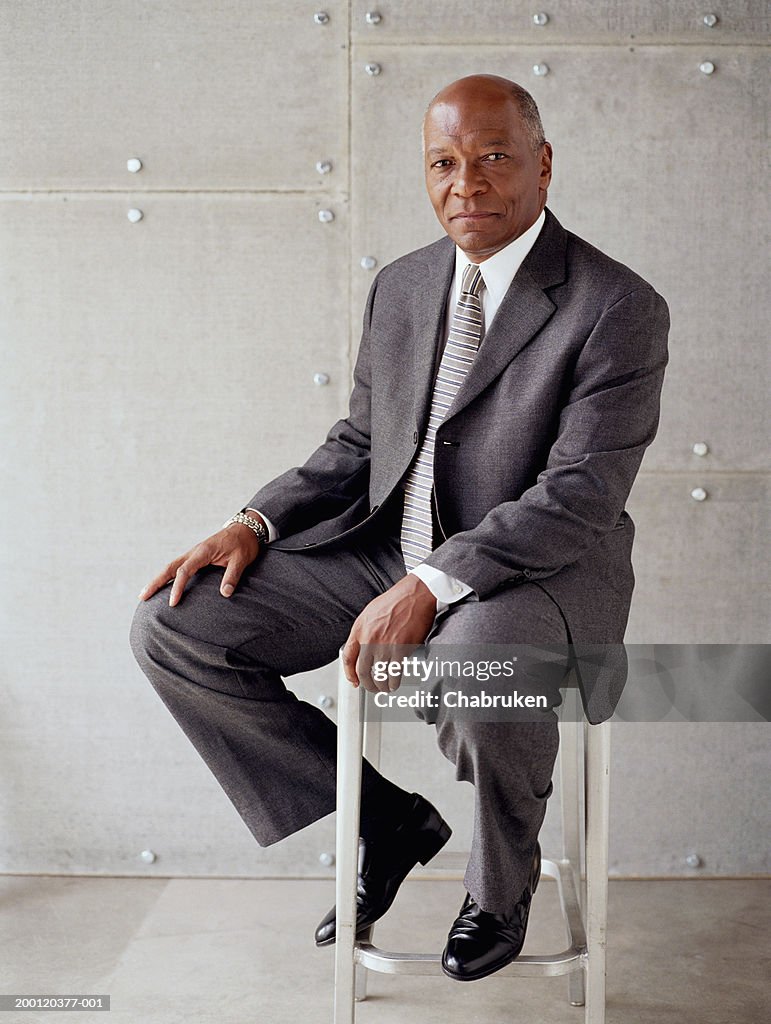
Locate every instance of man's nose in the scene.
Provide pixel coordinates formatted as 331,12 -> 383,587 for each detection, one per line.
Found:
451,163 -> 488,197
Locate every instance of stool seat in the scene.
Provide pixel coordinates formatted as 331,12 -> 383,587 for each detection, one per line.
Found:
332,657 -> 611,1024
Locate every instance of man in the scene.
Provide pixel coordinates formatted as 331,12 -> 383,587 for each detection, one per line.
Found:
130,75 -> 669,982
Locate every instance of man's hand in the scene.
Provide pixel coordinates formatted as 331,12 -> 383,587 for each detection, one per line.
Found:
137,522 -> 262,607
342,574 -> 438,693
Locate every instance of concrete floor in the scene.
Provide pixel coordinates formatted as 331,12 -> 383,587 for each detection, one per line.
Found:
1,875 -> 767,1024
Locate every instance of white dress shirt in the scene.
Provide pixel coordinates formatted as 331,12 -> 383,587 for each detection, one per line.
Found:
245,209 -> 546,613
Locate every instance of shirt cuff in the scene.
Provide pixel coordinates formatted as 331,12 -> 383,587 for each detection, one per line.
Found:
244,508 -> 279,542
409,564 -> 473,613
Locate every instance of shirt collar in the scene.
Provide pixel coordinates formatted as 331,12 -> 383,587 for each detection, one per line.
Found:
454,209 -> 546,307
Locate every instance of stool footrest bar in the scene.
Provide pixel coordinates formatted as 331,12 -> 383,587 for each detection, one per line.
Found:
355,943 -> 586,978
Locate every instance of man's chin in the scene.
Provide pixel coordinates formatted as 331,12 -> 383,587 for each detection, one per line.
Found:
451,234 -> 505,261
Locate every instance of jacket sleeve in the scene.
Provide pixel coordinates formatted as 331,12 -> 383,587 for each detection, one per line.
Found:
423,284 -> 670,599
241,274 -> 378,535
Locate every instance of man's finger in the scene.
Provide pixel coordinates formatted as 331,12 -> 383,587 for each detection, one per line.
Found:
137,576 -> 170,602
355,647 -> 381,693
355,651 -> 371,691
342,638 -> 360,687
220,556 -> 246,598
387,663 -> 403,692
138,560 -> 184,601
168,555 -> 207,607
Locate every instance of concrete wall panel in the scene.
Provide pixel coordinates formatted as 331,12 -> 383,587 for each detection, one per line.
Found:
0,655 -> 344,876
625,473 -> 769,643
0,193 -> 350,874
0,1 -> 349,190
351,1 -> 769,44
0,193 -> 351,536
606,722 -> 770,875
351,45 -> 769,471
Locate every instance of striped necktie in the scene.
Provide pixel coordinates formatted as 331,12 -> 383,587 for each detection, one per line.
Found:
400,263 -> 485,570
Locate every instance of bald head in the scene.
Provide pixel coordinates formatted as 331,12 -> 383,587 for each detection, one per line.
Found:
425,75 -> 546,154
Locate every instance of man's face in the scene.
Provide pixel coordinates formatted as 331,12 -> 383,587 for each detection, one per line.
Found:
423,88 -> 552,262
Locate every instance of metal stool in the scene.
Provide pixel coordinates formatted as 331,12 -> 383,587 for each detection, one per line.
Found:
333,657 -> 611,1024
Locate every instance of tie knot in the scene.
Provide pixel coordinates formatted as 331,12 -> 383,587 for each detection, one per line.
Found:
461,263 -> 484,298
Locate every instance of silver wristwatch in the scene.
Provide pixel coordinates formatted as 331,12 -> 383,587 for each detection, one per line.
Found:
223,510 -> 270,545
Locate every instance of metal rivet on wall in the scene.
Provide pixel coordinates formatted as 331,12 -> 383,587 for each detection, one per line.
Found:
702,13 -> 719,28
532,63 -> 550,77
315,159 -> 333,175
692,442 -> 709,457
360,255 -> 377,270
317,694 -> 335,709
140,849 -> 157,863
365,10 -> 382,24
685,853 -> 703,868
313,11 -> 330,25
127,208 -> 143,223
364,62 -> 382,76
690,487 -> 708,502
313,372 -> 330,386
126,157 -> 142,173
319,851 -> 335,866
532,12 -> 550,26
318,209 -> 335,223
699,60 -> 716,75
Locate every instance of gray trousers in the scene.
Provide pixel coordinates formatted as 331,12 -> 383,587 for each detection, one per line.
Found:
129,518 -> 569,914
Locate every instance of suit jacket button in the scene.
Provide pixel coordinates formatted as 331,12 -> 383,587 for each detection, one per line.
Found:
412,431 -> 418,445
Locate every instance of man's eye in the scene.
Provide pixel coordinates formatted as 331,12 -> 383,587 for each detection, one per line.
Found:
432,159 -> 452,169
484,152 -> 507,162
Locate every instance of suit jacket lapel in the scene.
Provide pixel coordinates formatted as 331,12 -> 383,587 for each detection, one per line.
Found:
445,269 -> 556,420
411,238 -> 455,434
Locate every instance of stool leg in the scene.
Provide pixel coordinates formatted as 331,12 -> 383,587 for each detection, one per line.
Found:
333,660 -> 365,1024
354,925 -> 373,1001
353,706 -> 383,1002
584,719 -> 611,1024
363,704 -> 383,772
559,694 -> 586,1007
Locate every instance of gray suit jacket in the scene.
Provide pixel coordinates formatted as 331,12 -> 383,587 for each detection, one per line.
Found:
247,207 -> 670,650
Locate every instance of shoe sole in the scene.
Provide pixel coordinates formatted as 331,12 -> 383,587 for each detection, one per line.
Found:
314,925 -> 369,949
314,817 -> 453,948
418,819 -> 452,864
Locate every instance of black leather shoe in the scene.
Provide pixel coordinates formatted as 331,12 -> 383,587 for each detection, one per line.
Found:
441,842 -> 541,982
314,792 -> 451,947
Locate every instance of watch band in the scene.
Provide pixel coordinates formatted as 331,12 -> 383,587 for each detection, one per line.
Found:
222,511 -> 269,545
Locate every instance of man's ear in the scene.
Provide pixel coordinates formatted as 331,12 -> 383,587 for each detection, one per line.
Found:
540,142 -> 553,191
